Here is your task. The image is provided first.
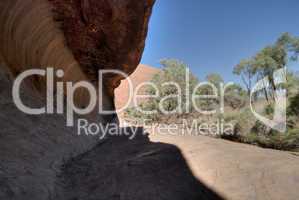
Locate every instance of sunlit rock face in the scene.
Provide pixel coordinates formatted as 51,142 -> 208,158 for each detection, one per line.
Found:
49,0 -> 155,96
114,64 -> 160,113
0,0 -> 155,118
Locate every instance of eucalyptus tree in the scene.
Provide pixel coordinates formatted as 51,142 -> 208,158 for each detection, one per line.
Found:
233,59 -> 256,96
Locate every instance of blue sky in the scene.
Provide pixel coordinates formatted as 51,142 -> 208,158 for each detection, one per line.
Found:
141,0 -> 299,82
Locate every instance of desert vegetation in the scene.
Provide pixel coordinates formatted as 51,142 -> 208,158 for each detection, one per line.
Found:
125,33 -> 299,152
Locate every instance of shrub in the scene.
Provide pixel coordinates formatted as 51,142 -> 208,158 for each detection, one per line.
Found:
125,104 -> 158,123
152,59 -> 199,113
264,103 -> 274,115
251,120 -> 271,136
218,109 -> 256,141
288,93 -> 299,116
224,84 -> 247,109
225,94 -> 246,109
233,108 -> 256,136
125,59 -> 199,121
244,129 -> 299,151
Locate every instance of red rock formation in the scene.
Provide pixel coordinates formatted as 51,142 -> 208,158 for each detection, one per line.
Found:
115,64 -> 160,111
49,0 -> 155,96
0,0 -> 155,112
0,1 -> 225,199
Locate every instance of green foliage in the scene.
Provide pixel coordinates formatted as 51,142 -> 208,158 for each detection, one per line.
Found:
224,84 -> 247,109
191,73 -> 225,110
125,104 -> 158,123
264,103 -> 274,116
288,93 -> 299,117
125,59 -> 199,121
206,73 -> 223,86
277,32 -> 299,60
245,129 -> 299,151
252,44 -> 287,99
234,33 -> 299,103
286,71 -> 299,97
125,33 -> 299,152
251,120 -> 271,136
233,108 -> 257,136
219,102 -> 299,151
233,59 -> 255,94
152,59 -> 199,113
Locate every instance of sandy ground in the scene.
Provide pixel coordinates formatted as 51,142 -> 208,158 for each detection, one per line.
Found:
149,130 -> 299,200
115,64 -> 299,199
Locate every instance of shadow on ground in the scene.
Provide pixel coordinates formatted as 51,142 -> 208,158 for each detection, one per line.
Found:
0,68 -> 224,200
56,127 -> 224,200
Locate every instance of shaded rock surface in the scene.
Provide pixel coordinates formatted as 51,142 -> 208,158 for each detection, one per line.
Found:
0,68 -> 223,200
56,131 -> 223,200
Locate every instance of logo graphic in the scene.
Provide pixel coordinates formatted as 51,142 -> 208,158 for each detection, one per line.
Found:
11,67 -> 288,134
250,68 -> 287,133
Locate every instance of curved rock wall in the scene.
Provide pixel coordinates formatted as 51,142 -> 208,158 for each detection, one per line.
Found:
0,0 -> 155,119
